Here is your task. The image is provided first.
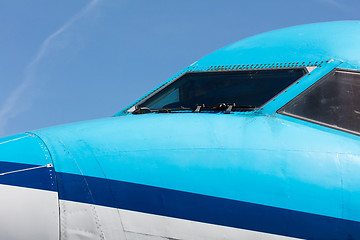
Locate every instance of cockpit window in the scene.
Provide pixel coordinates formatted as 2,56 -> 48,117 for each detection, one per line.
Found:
279,70 -> 360,135
136,69 -> 306,112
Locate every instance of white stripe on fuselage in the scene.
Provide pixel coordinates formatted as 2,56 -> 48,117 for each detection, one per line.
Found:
60,200 -> 302,240
119,208 -> 302,240
59,200 -> 127,240
0,184 -> 59,240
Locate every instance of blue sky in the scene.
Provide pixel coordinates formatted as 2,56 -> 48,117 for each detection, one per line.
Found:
0,0 -> 359,137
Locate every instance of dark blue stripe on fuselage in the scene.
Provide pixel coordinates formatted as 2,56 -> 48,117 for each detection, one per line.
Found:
56,172 -> 360,240
1,160 -> 358,239
0,161 -> 56,191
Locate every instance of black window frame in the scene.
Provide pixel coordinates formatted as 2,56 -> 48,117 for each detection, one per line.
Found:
278,69 -> 360,136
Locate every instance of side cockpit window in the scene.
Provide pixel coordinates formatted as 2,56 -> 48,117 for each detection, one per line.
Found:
279,70 -> 360,135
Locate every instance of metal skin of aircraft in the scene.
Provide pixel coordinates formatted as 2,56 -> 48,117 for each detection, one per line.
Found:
1,21 -> 360,240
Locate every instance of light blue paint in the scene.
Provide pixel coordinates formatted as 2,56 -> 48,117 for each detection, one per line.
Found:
0,133 -> 52,166
261,60 -> 342,114
3,21 -> 360,231
33,112 -> 360,221
196,21 -> 360,67
33,22 -> 360,223
338,62 -> 360,71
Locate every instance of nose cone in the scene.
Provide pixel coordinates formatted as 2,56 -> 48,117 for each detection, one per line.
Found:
0,133 -> 59,240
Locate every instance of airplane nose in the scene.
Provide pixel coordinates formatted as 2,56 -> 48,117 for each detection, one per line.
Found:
0,133 -> 59,240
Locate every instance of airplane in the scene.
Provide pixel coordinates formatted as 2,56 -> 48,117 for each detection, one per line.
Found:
0,20 -> 360,240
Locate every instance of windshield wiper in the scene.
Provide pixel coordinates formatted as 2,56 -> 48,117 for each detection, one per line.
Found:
132,107 -> 152,114
225,104 -> 234,114
194,104 -> 205,113
132,106 -> 192,114
192,103 -> 256,113
157,107 -> 192,113
132,104 -> 256,115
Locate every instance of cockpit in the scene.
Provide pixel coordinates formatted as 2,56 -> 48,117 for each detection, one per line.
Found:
132,68 -> 306,114
117,21 -> 360,137
125,67 -> 360,136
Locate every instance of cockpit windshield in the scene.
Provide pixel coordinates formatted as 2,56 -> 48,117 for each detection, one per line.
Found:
135,69 -> 306,113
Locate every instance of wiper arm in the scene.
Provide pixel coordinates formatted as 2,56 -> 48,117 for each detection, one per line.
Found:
133,106 -> 193,114
132,107 -> 152,114
156,107 -> 191,113
215,103 -> 236,114
194,104 -> 205,113
192,103 -> 232,113
225,104 -> 234,114
194,103 -> 256,113
132,104 -> 256,115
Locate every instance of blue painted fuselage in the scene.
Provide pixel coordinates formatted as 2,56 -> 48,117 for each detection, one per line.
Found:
1,21 -> 360,239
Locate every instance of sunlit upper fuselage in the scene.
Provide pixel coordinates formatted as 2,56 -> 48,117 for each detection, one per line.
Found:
1,21 -> 360,240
